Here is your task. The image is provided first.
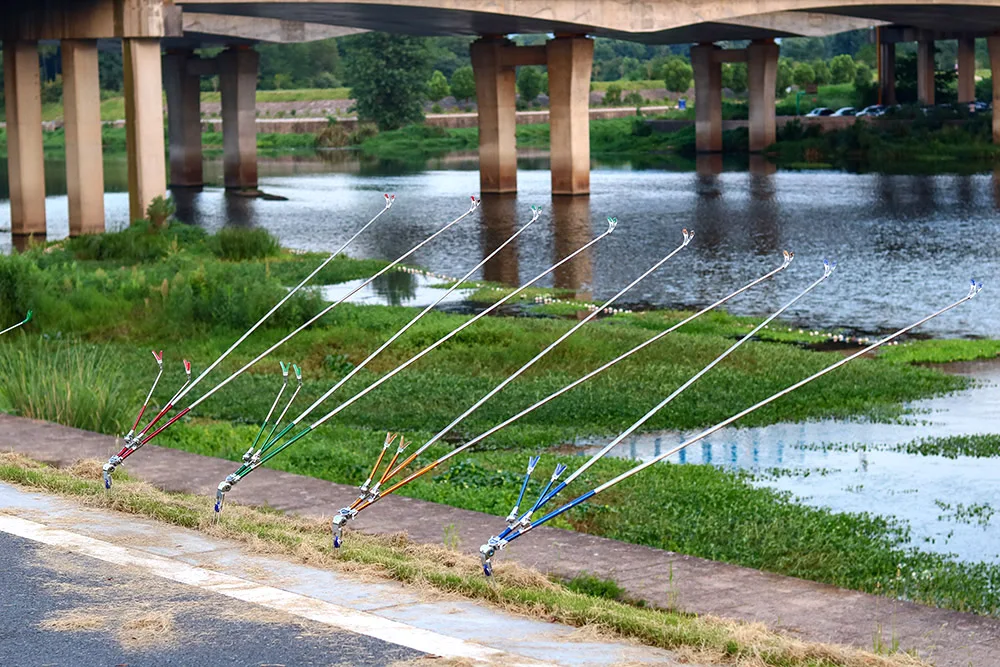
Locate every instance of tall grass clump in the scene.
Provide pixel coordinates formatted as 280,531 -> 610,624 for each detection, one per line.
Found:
64,221 -> 206,263
0,337 -> 134,434
0,252 -> 40,327
209,227 -> 281,261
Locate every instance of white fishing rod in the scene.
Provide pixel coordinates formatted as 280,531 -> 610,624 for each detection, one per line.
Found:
103,196 -> 477,486
212,204 -> 541,511
212,215 -> 619,514
350,250 -> 796,522
0,310 -> 32,336
479,278 -> 984,575
324,227 -> 696,545
493,257 -> 835,541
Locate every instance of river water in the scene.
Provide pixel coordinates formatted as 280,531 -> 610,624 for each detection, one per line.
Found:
2,153 -> 998,337
3,153 -> 999,562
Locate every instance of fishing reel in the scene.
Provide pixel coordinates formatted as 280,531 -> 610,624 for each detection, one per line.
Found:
215,473 -> 239,514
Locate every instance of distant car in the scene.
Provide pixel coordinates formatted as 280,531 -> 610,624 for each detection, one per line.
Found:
830,107 -> 856,117
856,104 -> 886,117
805,107 -> 833,117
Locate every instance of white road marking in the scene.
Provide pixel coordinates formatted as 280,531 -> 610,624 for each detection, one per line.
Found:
0,514 -> 541,666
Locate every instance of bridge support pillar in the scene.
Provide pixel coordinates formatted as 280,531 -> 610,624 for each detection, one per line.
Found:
917,39 -> 935,105
879,42 -> 896,106
691,43 -> 722,153
747,39 -> 778,152
164,50 -> 204,188
989,36 -> 1000,143
547,36 -> 593,195
957,37 -> 976,104
471,38 -> 517,193
3,41 -> 46,243
220,46 -> 259,191
63,39 -> 106,236
124,38 -> 168,223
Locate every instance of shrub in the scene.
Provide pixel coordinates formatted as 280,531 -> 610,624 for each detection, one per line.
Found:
209,227 -> 281,261
0,253 -> 40,328
603,84 -> 622,106
146,195 -> 176,230
316,121 -> 352,148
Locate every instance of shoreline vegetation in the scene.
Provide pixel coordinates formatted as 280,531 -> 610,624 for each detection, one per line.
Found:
4,109 -> 999,174
1,221 -> 999,617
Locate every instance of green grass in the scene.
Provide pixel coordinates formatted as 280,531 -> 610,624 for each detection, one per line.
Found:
590,79 -> 667,92
200,88 -> 352,103
809,435 -> 1000,459
0,454 -> 924,667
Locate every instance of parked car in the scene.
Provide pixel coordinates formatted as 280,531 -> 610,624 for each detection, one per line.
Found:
856,104 -> 886,117
804,107 -> 833,117
830,107 -> 856,117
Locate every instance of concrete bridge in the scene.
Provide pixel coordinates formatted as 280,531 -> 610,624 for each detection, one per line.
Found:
3,1 -> 1000,244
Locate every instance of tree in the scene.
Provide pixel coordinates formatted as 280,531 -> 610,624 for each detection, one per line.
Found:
776,58 -> 793,95
427,70 -> 451,101
792,62 -> 816,88
721,62 -> 747,93
343,33 -> 432,130
811,60 -> 831,85
517,66 -> 544,105
603,84 -> 622,106
662,56 -> 693,93
829,54 -> 857,84
450,65 -> 476,101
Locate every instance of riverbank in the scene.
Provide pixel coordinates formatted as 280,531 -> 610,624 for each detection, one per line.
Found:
2,221 -> 999,616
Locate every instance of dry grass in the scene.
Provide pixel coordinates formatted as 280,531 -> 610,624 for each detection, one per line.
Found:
0,454 -> 931,667
39,611 -> 105,632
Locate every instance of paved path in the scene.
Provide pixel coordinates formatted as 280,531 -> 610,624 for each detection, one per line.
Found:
0,480 -> 679,666
3,414 -> 999,666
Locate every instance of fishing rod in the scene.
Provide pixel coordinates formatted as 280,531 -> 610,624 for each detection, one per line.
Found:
325,227 -> 696,546
211,205 -> 542,511
489,257 -> 834,544
0,310 -> 32,336
349,250 -> 796,523
478,277 -> 984,575
211,214 -> 618,514
102,195 -> 476,487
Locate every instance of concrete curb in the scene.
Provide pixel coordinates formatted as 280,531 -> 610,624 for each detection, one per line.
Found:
1,414 -> 998,666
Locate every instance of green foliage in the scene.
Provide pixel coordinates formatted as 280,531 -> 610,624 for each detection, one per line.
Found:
566,574 -> 629,601
0,338 -> 135,434
63,221 -> 200,263
427,70 -> 451,102
516,66 -> 544,105
976,76 -> 993,103
602,84 -> 622,106
450,65 -> 476,101
145,195 -> 176,229
661,56 -> 693,94
793,62 -> 816,88
257,39 -> 342,90
776,59 -> 793,95
343,33 -> 432,131
0,253 -> 40,328
830,55 -> 857,84
811,59 -> 831,85
209,227 -> 282,261
722,63 -> 747,94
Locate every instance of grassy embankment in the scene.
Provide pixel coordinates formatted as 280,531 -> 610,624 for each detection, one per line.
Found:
0,223 -> 998,616
0,454 -> 929,667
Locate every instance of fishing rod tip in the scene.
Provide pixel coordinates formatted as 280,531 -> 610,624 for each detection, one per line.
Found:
606,217 -> 618,233
25,310 -> 33,322
183,359 -> 192,375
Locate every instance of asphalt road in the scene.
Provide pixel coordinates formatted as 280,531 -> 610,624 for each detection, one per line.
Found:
0,532 -> 423,667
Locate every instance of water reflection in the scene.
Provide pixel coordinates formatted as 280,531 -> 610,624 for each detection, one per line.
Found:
551,196 -> 593,299
479,194 -> 520,285
3,155 -> 999,336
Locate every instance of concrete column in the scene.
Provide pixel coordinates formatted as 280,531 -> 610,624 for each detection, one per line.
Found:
988,36 -> 1000,143
957,37 -> 976,104
3,41 -> 46,241
879,41 -> 897,105
917,39 -> 935,105
219,46 -> 259,191
747,39 -> 779,152
546,36 -> 593,195
163,50 -> 203,187
123,38 -> 167,223
470,38 -> 517,193
691,43 -> 722,153
62,39 -> 105,236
